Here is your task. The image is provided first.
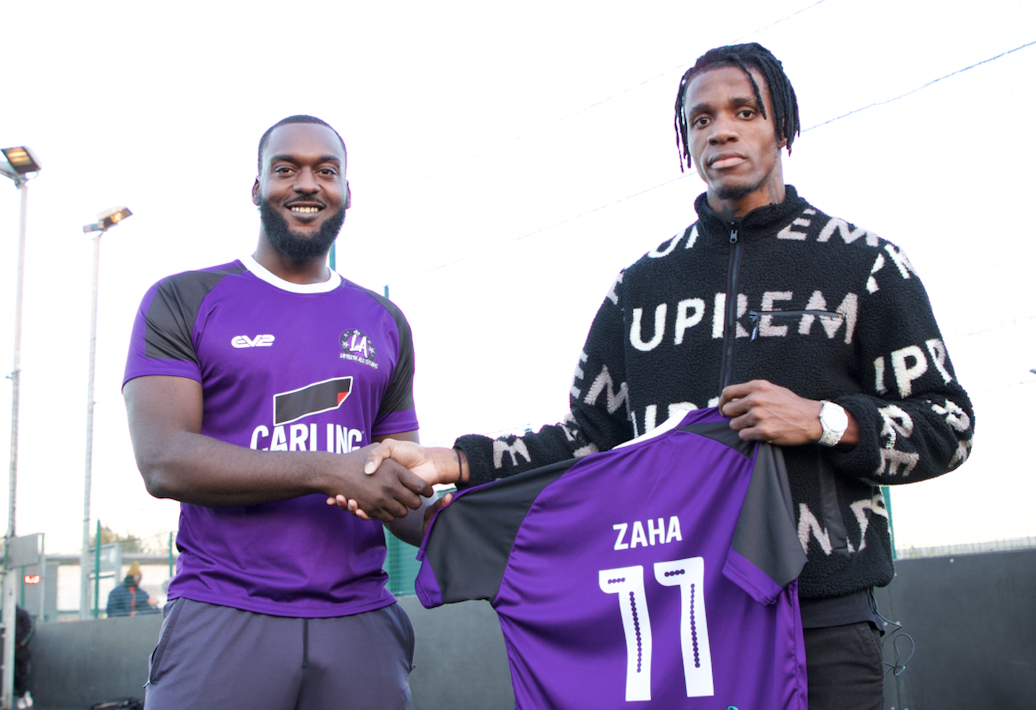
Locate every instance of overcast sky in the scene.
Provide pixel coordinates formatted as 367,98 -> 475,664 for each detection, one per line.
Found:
1,0 -> 1034,556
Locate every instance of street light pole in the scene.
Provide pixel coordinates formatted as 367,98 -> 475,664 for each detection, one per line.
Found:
1,147 -> 40,710
79,230 -> 102,620
7,180 -> 28,543
78,207 -> 131,620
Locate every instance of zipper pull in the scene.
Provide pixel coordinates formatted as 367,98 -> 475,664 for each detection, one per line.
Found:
749,311 -> 760,340
729,226 -> 738,244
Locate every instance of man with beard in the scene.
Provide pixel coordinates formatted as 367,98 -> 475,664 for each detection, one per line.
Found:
123,115 -> 433,709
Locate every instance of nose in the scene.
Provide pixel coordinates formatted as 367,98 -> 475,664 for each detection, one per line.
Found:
708,115 -> 738,145
294,167 -> 319,193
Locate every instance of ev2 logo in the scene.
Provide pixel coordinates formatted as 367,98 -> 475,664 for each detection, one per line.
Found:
232,334 -> 275,348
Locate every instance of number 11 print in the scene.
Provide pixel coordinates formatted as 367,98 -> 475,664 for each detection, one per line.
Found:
599,557 -> 714,702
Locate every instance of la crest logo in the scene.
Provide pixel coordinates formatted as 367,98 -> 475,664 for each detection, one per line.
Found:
340,330 -> 378,369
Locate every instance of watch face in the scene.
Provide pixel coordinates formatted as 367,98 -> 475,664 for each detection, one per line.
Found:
822,402 -> 848,431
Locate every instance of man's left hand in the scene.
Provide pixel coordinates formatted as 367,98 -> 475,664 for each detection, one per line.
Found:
718,380 -> 827,446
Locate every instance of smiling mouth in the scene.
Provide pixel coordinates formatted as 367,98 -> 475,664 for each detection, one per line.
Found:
289,206 -> 321,214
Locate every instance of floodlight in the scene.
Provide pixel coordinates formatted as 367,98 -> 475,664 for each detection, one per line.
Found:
0,147 -> 42,177
83,206 -> 132,233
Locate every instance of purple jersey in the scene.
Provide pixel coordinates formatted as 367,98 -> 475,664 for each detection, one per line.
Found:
416,408 -> 807,709
124,256 -> 419,618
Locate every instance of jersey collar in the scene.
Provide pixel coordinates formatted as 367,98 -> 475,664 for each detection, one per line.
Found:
241,254 -> 342,294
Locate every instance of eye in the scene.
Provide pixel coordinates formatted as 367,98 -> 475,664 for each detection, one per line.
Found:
691,115 -> 710,129
737,108 -> 757,120
274,166 -> 294,175
319,168 -> 338,176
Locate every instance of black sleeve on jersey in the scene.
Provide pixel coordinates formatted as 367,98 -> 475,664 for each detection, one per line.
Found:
423,459 -> 576,604
144,265 -> 245,363
679,421 -> 806,589
365,289 -> 417,419
733,443 -> 807,588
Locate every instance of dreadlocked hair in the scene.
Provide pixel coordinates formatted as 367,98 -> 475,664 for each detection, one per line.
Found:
673,43 -> 799,172
257,115 -> 347,172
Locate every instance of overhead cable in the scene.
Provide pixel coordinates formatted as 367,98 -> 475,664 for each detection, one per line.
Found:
803,39 -> 1036,132
397,39 -> 1035,283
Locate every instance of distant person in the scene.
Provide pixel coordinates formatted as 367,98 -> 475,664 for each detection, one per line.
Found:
106,562 -> 157,617
362,43 -> 975,710
14,606 -> 34,709
123,115 -> 433,709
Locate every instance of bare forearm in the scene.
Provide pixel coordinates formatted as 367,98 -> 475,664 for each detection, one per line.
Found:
124,376 -> 430,517
135,430 -> 372,506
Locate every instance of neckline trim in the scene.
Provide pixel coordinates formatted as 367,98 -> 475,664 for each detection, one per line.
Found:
242,255 -> 342,294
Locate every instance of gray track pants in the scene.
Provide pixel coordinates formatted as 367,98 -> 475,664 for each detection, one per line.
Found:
144,598 -> 415,710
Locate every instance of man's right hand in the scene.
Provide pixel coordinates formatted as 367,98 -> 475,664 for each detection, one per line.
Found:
330,440 -> 462,524
332,448 -> 433,522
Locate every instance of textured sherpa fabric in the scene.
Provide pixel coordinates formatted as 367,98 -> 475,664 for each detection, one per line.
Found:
456,185 -> 974,600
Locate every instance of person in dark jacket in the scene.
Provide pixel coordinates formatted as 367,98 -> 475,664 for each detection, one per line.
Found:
357,42 -> 973,710
14,606 -> 34,709
106,562 -> 158,617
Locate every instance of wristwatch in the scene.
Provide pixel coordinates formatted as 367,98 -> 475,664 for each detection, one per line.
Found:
818,400 -> 849,447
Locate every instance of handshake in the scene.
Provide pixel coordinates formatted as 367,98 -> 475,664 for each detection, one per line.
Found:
326,439 -> 468,531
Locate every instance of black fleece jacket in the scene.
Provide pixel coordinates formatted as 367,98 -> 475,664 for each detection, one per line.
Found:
456,186 -> 974,600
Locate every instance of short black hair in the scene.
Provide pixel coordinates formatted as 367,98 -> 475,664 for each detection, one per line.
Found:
673,43 -> 800,171
257,115 -> 347,172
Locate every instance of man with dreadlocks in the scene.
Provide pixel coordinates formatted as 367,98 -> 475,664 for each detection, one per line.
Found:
362,43 -> 974,709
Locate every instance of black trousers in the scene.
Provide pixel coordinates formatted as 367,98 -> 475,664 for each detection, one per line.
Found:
804,622 -> 884,710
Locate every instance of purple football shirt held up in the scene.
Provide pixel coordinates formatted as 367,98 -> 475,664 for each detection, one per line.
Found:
416,407 -> 808,709
124,256 -> 419,618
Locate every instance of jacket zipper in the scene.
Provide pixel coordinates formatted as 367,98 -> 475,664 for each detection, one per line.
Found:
747,309 -> 844,340
718,224 -> 741,391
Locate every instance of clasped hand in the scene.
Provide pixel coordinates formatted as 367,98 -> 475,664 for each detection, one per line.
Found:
329,440 -> 459,527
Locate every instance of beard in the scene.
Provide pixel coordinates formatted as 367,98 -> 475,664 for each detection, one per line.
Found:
714,183 -> 756,201
259,198 -> 346,264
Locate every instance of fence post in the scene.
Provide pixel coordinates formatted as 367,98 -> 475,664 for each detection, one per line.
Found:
93,520 -> 101,618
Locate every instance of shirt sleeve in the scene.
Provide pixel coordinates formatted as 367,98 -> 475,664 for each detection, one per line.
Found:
822,243 -> 975,485
368,291 -> 419,437
415,460 -> 574,607
724,442 -> 807,605
123,278 -> 204,387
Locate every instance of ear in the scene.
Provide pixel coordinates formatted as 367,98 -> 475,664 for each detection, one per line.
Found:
344,180 -> 352,209
251,178 -> 260,206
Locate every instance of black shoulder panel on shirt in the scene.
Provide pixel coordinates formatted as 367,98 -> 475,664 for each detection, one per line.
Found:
678,419 -> 754,458
425,459 -> 578,604
358,286 -> 416,418
144,264 -> 245,363
732,443 -> 807,588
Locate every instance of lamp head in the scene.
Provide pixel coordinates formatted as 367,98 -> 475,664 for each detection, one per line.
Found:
0,147 -> 42,179
83,206 -> 132,233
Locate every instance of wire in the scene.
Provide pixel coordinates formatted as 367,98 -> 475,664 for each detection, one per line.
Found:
803,39 -> 1036,132
731,0 -> 831,42
392,39 -> 1036,284
387,0 -> 835,194
948,315 -> 1036,339
405,173 -> 693,281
